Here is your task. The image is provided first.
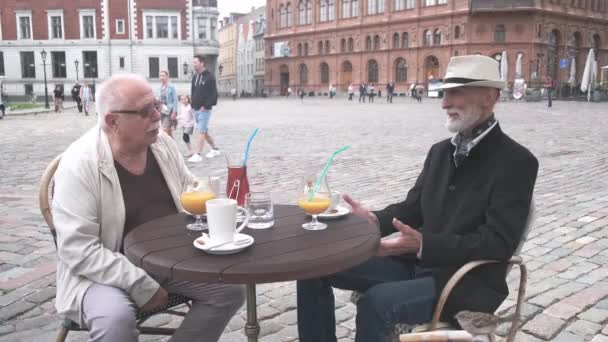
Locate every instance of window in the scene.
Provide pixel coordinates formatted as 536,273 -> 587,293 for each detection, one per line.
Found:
425,0 -> 436,5
17,14 -> 32,39
286,3 -> 292,26
348,38 -> 354,51
454,25 -> 460,39
318,41 -> 324,54
366,36 -> 372,50
395,58 -> 407,82
80,13 -> 95,39
433,29 -> 441,45
0,52 -> 4,76
299,64 -> 308,84
279,5 -> 286,27
367,59 -> 378,83
145,14 -> 180,39
116,19 -> 125,34
149,57 -> 160,78
325,40 -> 331,54
368,0 -> 377,14
378,0 -> 385,12
49,15 -> 63,39
373,35 -> 380,50
210,18 -> 216,40
304,42 -> 309,56
395,0 -> 406,10
20,52 -> 36,78
25,84 -> 34,96
328,0 -> 335,20
424,30 -> 432,46
119,57 -> 125,68
495,24 -> 506,42
320,1 -> 328,21
341,38 -> 346,52
198,17 -> 207,39
306,0 -> 312,23
299,0 -> 306,24
168,57 -> 178,78
83,51 -> 98,78
406,0 -> 415,8
320,62 -> 330,84
51,51 -> 66,78
393,33 -> 400,48
402,32 -> 409,48
343,0 -> 351,17
438,0 -> 447,3
352,0 -> 359,16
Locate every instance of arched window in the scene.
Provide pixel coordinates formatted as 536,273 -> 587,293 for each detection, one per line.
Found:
352,0 -> 359,16
304,42 -> 309,56
366,36 -> 372,50
423,30 -> 432,46
320,0 -> 328,21
368,0 -> 378,14
318,41 -> 324,55
328,0 -> 335,20
373,35 -> 381,50
593,33 -> 602,52
341,38 -> 346,52
433,29 -> 441,45
342,0 -> 351,17
393,33 -> 400,48
299,64 -> 309,84
395,58 -> 407,82
348,37 -> 354,52
306,0 -> 312,23
454,25 -> 460,39
298,43 -> 303,56
367,59 -> 379,83
401,32 -> 409,48
286,3 -> 292,26
325,40 -> 331,54
279,5 -> 285,27
320,62 -> 330,84
299,0 -> 306,24
495,24 -> 506,42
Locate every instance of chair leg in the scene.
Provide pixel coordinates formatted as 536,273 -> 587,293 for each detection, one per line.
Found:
56,327 -> 69,342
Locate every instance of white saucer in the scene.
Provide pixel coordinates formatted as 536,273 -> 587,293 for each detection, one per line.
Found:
193,233 -> 254,255
310,205 -> 350,220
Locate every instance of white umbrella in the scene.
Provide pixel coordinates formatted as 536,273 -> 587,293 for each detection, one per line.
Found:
515,53 -> 523,79
500,51 -> 508,84
581,48 -> 595,99
568,58 -> 576,86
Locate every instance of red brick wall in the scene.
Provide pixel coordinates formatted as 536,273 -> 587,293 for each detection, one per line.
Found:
109,0 -> 130,39
136,0 -> 188,40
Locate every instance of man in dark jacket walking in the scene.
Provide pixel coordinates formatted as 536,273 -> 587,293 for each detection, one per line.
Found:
71,82 -> 82,113
296,55 -> 538,342
188,55 -> 220,163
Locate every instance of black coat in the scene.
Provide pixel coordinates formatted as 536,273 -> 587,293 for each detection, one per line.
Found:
374,124 -> 538,321
191,70 -> 218,111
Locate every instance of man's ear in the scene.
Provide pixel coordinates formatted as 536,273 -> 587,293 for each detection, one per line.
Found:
105,113 -> 119,129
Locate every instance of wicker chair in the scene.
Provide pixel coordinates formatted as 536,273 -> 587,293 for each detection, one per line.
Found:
39,154 -> 192,342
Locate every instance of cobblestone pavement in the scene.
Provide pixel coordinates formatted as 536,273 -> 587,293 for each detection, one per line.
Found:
1,97 -> 607,341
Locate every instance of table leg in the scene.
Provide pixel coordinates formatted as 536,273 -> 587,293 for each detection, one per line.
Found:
245,283 -> 260,342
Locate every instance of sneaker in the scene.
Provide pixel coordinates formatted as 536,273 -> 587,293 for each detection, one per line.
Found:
205,150 -> 216,158
188,153 -> 203,163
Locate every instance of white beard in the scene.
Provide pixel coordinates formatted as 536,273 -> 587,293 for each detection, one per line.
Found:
445,106 -> 483,133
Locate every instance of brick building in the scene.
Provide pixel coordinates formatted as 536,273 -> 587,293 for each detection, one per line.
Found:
0,0 -> 219,98
264,0 -> 608,95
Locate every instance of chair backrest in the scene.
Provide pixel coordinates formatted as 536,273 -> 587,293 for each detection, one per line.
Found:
39,155 -> 62,244
513,196 -> 535,257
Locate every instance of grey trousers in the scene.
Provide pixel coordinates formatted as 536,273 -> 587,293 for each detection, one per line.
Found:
81,280 -> 245,342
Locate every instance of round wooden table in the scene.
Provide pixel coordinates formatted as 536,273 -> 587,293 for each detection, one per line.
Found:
124,204 -> 380,342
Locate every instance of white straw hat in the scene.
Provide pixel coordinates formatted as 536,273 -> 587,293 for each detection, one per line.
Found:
439,55 -> 506,90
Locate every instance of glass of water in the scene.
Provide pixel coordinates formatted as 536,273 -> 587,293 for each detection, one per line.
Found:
245,192 -> 275,229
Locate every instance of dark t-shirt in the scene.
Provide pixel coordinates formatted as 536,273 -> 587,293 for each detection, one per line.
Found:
115,149 -> 177,251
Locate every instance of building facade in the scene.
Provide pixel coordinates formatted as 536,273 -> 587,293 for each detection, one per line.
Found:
217,13 -> 244,95
253,16 -> 267,95
237,7 -> 266,97
0,0 -> 219,98
264,0 -> 608,95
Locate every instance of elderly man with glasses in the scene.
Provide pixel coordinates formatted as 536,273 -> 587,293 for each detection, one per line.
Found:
52,73 -> 245,342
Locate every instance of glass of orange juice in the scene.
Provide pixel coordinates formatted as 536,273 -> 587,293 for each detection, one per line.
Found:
297,174 -> 331,230
181,180 -> 216,231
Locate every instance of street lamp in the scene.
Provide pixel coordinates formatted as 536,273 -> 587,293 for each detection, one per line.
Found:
218,64 -> 224,76
183,61 -> 189,75
75,60 -> 80,81
40,50 -> 50,109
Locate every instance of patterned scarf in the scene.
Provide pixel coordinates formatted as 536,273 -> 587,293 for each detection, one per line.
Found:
452,114 -> 496,167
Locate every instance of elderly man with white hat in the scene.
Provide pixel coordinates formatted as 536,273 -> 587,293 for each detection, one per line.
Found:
296,55 -> 539,342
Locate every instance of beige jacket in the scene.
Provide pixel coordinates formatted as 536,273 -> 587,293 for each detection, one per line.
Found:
52,126 -> 194,324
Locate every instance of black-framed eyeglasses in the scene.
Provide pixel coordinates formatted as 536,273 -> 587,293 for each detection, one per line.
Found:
111,101 -> 162,118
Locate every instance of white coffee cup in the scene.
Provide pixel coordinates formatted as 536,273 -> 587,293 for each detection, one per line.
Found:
328,190 -> 341,212
206,199 -> 250,245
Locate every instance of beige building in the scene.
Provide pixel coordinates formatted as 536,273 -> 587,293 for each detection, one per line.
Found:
236,7 -> 266,96
217,13 -> 245,95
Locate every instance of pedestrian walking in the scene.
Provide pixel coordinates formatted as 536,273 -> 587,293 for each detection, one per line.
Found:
71,82 -> 82,113
299,88 -> 306,102
231,87 -> 237,101
358,82 -> 366,103
287,87 -> 292,98
417,87 -> 423,103
347,84 -> 354,101
188,55 -> 220,163
80,81 -> 93,115
329,84 -> 336,99
544,75 -> 557,108
0,89 -> 4,120
158,70 -> 178,138
386,81 -> 395,103
53,85 -> 64,113
177,95 -> 195,157
368,83 -> 375,103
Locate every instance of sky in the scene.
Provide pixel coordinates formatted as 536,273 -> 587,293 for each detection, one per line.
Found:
218,0 -> 266,20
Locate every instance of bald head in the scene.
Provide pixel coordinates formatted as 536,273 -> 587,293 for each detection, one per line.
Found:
96,73 -> 155,128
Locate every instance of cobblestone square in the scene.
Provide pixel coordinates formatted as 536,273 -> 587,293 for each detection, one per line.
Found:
0,96 -> 607,341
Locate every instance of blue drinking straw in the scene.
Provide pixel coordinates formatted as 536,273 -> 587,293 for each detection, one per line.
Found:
242,128 -> 259,166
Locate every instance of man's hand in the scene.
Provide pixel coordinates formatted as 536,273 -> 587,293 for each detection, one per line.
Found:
343,194 -> 378,226
377,219 -> 422,257
140,287 -> 169,313
170,112 -> 177,120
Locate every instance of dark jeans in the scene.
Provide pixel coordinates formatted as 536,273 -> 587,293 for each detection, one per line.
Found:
547,88 -> 553,107
297,256 -> 436,342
